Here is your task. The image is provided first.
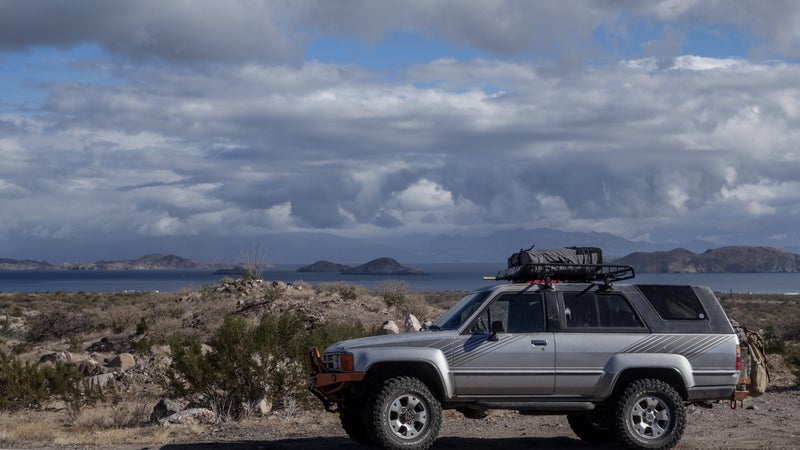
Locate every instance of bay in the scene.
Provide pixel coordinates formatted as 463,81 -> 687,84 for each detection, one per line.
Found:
1,264 -> 799,294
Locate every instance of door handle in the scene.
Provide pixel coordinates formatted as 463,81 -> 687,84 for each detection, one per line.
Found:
531,339 -> 548,346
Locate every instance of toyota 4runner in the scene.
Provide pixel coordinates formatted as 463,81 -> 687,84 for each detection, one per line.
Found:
309,262 -> 748,450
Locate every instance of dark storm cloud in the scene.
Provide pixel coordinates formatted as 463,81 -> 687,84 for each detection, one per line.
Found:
2,1 -> 800,256
0,0 -> 301,64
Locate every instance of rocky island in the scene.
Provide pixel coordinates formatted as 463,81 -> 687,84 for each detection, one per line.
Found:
615,246 -> 800,273
298,257 -> 427,275
0,253 -> 227,271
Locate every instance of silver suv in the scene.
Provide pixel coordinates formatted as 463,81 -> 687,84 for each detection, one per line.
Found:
309,264 -> 746,450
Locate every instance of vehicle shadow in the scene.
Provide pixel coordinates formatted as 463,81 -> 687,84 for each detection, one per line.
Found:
160,435 -> 619,449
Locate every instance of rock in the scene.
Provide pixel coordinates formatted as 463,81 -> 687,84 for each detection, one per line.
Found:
159,408 -> 216,427
151,398 -> 182,422
86,337 -> 115,353
108,353 -> 136,371
252,396 -> 273,416
71,358 -> 103,376
39,351 -> 72,364
88,372 -> 115,388
382,320 -> 400,334
405,314 -> 422,332
200,344 -> 213,356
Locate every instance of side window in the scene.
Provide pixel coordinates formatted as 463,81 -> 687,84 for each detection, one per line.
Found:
597,294 -> 644,328
471,293 -> 544,334
564,291 -> 644,329
638,285 -> 708,320
564,291 -> 599,328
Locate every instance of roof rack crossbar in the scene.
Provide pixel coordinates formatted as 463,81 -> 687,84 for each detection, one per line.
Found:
494,263 -> 635,284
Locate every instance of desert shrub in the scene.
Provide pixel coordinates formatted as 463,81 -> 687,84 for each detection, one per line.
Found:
103,304 -> 145,334
315,282 -> 364,301
166,314 -> 296,420
0,350 -> 103,412
0,316 -> 12,337
166,311 -> 382,420
308,320 -> 384,350
25,308 -> 93,342
240,242 -> 269,280
263,284 -> 284,303
374,279 -> 409,309
765,338 -> 787,355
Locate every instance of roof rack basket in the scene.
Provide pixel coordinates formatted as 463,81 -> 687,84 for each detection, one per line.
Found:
493,263 -> 635,286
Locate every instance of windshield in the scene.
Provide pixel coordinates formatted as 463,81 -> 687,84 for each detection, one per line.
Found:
432,291 -> 491,330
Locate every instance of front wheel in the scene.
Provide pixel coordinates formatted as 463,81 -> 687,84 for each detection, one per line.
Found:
567,410 -> 615,443
615,378 -> 685,450
340,408 -> 372,445
366,376 -> 442,450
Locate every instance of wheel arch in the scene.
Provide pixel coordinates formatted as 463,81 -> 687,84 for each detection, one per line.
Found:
365,361 -> 448,403
613,367 -> 689,400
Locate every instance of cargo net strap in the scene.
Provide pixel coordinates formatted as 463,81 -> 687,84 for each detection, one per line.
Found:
496,263 -> 635,284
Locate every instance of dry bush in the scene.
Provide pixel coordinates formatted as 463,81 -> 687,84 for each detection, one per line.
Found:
374,279 -> 409,309
25,308 -> 94,342
71,397 -> 155,429
102,303 -> 147,334
314,281 -> 369,302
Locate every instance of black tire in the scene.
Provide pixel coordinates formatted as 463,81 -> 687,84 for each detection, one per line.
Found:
567,411 -> 615,443
340,408 -> 373,446
614,379 -> 686,450
365,376 -> 442,450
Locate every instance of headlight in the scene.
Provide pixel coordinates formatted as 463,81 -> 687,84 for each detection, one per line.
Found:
321,352 -> 354,372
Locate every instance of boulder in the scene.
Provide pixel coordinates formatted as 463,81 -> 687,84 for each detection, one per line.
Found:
39,351 -> 72,365
151,398 -> 181,422
88,372 -> 115,389
404,314 -> 422,332
251,396 -> 273,416
86,337 -> 115,353
159,408 -> 216,427
108,353 -> 136,371
71,358 -> 103,376
382,320 -> 400,334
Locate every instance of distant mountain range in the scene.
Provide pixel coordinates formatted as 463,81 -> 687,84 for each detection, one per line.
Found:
0,253 -> 224,271
2,246 -> 800,273
614,246 -> 800,273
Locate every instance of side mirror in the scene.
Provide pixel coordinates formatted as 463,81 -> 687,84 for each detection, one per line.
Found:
489,321 -> 505,341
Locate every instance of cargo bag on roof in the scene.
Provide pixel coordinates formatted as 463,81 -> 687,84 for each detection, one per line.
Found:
500,246 -> 604,281
507,246 -> 603,268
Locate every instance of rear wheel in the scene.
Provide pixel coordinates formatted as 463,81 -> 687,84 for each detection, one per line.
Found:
615,379 -> 685,450
366,376 -> 442,450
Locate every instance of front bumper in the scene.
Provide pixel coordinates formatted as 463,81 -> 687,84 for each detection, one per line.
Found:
308,347 -> 366,412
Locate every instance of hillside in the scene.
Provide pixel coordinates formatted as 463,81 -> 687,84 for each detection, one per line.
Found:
297,260 -> 351,273
341,257 -> 427,275
0,254 -> 215,270
616,246 -> 800,273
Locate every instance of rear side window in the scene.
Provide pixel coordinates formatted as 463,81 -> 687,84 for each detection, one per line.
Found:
637,285 -> 708,320
563,291 -> 644,329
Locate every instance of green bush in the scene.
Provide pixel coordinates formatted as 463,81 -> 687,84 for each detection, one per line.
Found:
375,279 -> 409,309
166,311 -> 381,420
0,350 -> 102,412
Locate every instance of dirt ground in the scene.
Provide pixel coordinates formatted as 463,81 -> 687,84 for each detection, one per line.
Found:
152,384 -> 798,450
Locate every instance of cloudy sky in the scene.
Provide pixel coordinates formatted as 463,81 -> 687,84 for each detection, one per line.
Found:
1,1 -> 800,262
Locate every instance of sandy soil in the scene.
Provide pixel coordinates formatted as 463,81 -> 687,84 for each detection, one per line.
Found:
140,386 -> 797,450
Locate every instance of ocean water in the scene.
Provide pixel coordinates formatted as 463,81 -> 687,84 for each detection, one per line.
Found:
1,264 -> 799,294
